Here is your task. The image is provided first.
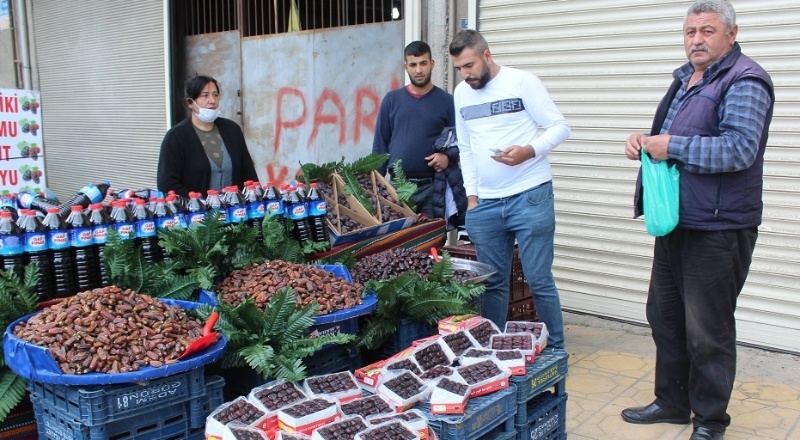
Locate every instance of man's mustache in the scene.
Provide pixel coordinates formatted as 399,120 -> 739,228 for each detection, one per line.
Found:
691,45 -> 709,53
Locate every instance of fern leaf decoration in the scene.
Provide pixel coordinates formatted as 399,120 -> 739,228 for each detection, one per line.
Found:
389,159 -> 418,208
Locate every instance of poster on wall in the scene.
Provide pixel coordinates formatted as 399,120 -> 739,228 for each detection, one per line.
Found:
0,88 -> 46,195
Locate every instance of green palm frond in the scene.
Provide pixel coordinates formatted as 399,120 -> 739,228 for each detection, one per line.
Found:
0,371 -> 28,422
339,170 -> 374,213
348,153 -> 389,174
239,343 -> 275,378
271,355 -> 307,382
262,288 -> 298,336
389,159 -> 417,207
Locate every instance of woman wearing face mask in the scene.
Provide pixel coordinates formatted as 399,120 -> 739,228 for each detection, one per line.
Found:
157,75 -> 259,197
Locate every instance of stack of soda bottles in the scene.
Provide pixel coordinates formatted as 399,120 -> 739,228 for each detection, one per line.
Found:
0,179 -> 332,300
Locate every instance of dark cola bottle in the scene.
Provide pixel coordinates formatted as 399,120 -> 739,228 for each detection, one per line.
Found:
0,211 -> 25,278
20,209 -> 54,300
286,187 -> 311,243
153,198 -> 176,230
222,186 -> 247,225
263,181 -> 285,222
0,193 -> 19,222
205,190 -> 228,224
17,190 -> 59,214
87,203 -> 111,286
243,183 -> 265,243
131,198 -> 162,263
55,181 -> 110,218
65,205 -> 99,292
42,207 -> 76,298
165,194 -> 187,228
186,192 -> 206,226
109,200 -> 135,240
307,182 -> 329,245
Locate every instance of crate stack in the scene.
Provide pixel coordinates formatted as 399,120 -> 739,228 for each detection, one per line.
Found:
420,385 -> 519,440
509,349 -> 569,439
442,245 -> 539,322
27,369 -> 225,440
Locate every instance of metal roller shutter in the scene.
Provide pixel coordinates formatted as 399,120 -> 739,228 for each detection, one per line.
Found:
31,1 -> 169,198
478,0 -> 800,352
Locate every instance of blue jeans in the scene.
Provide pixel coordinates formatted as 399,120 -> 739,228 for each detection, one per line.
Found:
464,181 -> 564,349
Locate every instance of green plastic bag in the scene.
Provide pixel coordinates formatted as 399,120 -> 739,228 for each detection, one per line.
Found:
640,152 -> 679,236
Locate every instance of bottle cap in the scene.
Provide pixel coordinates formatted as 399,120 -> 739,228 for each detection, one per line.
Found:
46,207 -> 59,214
71,205 -> 83,212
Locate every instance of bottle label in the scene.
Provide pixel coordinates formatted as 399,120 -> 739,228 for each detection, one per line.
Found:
228,206 -> 247,223
289,204 -> 308,221
24,232 -> 47,252
17,193 -> 34,209
46,230 -> 70,250
80,184 -> 103,204
93,225 -> 109,245
135,219 -> 157,238
174,214 -> 187,228
308,200 -> 327,216
156,216 -> 177,229
114,222 -> 134,240
187,212 -> 205,225
266,200 -> 284,217
70,227 -> 93,248
247,202 -> 266,219
0,235 -> 24,256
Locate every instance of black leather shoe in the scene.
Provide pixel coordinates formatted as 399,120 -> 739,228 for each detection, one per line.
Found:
689,426 -> 724,440
620,401 -> 690,424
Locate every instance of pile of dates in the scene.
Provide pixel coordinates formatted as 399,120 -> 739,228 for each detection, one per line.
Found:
351,248 -> 434,284
341,396 -> 393,418
492,334 -> 533,350
318,180 -> 363,234
252,382 -> 305,411
507,321 -> 544,337
420,365 -> 454,380
385,359 -> 421,375
359,421 -> 416,440
496,350 -> 524,361
315,417 -> 367,440
218,260 -> 364,315
213,399 -> 265,425
13,286 -> 203,374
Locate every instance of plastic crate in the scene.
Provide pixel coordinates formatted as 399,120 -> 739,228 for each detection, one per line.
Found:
32,395 -> 191,440
420,384 -> 517,440
27,367 -> 206,426
188,375 -> 225,429
380,317 -> 437,358
515,392 -> 567,440
510,349 -> 568,425
442,245 -> 538,321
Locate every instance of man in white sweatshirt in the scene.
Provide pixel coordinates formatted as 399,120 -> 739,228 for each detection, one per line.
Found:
450,29 -> 571,349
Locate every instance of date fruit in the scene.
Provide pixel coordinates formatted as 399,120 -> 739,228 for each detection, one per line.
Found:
253,382 -> 305,411
358,421 -> 416,440
413,343 -> 450,371
468,321 -> 499,346
315,417 -> 368,440
457,360 -> 504,385
491,335 -> 532,350
214,399 -> 265,425
229,426 -> 267,440
495,350 -> 524,360
282,398 -> 336,418
443,331 -> 475,356
340,396 -> 393,418
306,372 -> 359,394
437,378 -> 469,396
419,365 -> 453,380
385,359 -> 421,375
506,321 -> 544,337
383,372 -> 425,399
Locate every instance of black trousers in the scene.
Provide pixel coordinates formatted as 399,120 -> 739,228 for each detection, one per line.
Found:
647,227 -> 757,432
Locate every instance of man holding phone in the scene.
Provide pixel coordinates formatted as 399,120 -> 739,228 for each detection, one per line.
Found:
450,30 -> 571,349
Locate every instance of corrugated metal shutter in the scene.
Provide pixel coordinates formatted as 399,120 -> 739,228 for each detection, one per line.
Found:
478,0 -> 800,353
31,1 -> 168,198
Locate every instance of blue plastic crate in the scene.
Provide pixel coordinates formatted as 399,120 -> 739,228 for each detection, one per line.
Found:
188,375 -> 225,429
379,317 -> 437,358
28,367 -> 206,426
420,384 -> 517,440
515,392 -> 567,440
32,395 -> 191,440
510,349 -> 568,424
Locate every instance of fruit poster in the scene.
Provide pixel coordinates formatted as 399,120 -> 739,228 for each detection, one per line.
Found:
0,88 -> 45,195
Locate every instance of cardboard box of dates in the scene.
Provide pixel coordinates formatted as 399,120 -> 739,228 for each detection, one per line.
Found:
277,396 -> 341,435
355,419 -> 421,440
367,409 -> 429,439
223,422 -> 270,440
504,321 -> 549,354
490,333 -> 536,364
325,172 -> 418,246
247,381 -> 308,437
206,397 -> 272,440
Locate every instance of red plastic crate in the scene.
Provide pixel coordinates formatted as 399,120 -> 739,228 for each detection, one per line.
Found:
443,245 -> 538,321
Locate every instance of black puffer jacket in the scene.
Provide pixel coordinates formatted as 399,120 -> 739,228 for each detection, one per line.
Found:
431,127 -> 467,230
